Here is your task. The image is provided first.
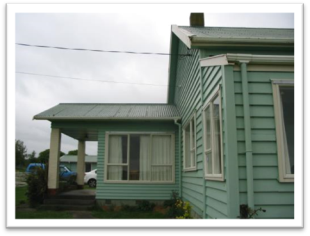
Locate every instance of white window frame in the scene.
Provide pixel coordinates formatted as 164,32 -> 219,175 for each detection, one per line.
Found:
272,79 -> 294,182
182,112 -> 197,171
202,87 -> 224,181
104,132 -> 175,184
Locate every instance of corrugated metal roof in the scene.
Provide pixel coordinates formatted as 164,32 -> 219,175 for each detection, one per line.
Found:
60,155 -> 97,163
34,103 -> 180,120
179,26 -> 294,42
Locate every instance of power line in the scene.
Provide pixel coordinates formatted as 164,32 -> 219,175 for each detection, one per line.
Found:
16,71 -> 170,87
16,43 -> 191,57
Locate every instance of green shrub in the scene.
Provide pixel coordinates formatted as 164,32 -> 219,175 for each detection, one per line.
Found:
175,199 -> 192,219
238,204 -> 266,219
164,191 -> 184,218
121,204 -> 138,212
25,166 -> 48,207
137,200 -> 155,212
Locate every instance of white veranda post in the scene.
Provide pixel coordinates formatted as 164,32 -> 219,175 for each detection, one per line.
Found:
48,128 -> 61,195
77,140 -> 86,188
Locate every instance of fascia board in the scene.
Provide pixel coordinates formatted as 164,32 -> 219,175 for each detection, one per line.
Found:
33,116 -> 182,121
171,25 -> 193,49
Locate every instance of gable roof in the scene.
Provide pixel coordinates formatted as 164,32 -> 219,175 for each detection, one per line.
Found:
172,25 -> 294,48
34,103 -> 180,121
167,25 -> 294,103
60,155 -> 97,163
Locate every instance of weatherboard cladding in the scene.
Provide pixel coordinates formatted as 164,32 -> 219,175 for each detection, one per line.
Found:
34,104 -> 180,120
234,71 -> 294,219
179,26 -> 294,41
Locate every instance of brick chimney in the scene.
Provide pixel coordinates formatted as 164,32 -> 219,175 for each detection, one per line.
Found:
190,13 -> 204,27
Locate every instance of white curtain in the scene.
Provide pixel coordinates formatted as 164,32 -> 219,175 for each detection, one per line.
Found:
139,136 -> 151,181
152,135 -> 172,181
108,136 -> 123,180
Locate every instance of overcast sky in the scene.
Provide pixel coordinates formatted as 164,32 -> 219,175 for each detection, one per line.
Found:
15,10 -> 294,156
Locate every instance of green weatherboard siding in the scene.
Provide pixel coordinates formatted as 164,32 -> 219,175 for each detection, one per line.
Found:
172,36 -> 294,219
233,71 -> 294,219
201,65 -> 230,219
174,41 -> 229,219
174,42 -> 204,217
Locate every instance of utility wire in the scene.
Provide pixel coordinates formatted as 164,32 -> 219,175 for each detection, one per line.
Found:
16,43 -> 191,57
16,71 -> 170,87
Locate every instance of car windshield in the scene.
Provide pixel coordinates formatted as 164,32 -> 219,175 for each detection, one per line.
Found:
64,166 -> 71,171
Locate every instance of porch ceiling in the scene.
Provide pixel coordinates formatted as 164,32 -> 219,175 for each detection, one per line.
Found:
61,128 -> 98,141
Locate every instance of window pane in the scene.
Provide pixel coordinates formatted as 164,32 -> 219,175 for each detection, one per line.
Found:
152,135 -> 172,165
191,151 -> 196,167
129,135 -> 140,180
213,95 -> 222,174
191,120 -> 195,150
184,125 -> 191,168
205,106 -> 211,150
139,135 -> 151,181
107,166 -> 128,180
280,86 -> 294,174
108,135 -> 127,164
206,153 -> 212,174
151,166 -> 172,181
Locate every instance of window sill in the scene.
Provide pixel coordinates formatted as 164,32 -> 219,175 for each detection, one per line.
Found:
183,167 -> 197,172
205,175 -> 224,182
278,176 -> 294,183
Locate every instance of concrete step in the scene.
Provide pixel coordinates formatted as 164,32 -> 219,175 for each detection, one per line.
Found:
49,193 -> 95,200
44,198 -> 95,206
38,204 -> 94,211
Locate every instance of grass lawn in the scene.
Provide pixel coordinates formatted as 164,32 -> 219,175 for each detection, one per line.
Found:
83,184 -> 96,190
92,210 -> 167,219
16,186 -> 28,206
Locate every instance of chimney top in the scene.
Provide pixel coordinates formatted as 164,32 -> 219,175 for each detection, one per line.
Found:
190,13 -> 204,27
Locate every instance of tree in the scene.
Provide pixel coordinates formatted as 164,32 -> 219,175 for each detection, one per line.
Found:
28,151 -> 38,163
67,150 -> 78,155
15,140 -> 27,167
67,149 -> 88,156
37,149 -> 65,164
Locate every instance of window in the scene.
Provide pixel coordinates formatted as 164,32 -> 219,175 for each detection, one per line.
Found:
202,88 -> 224,181
272,80 -> 294,182
85,163 -> 92,172
183,113 -> 196,171
105,133 -> 174,183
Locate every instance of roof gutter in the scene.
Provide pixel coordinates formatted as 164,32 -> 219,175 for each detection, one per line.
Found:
174,118 -> 182,198
200,54 -> 294,67
171,25 -> 294,50
33,116 -> 182,121
191,36 -> 294,46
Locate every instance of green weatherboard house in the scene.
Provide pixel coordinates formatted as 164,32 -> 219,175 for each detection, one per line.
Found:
34,14 -> 294,219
